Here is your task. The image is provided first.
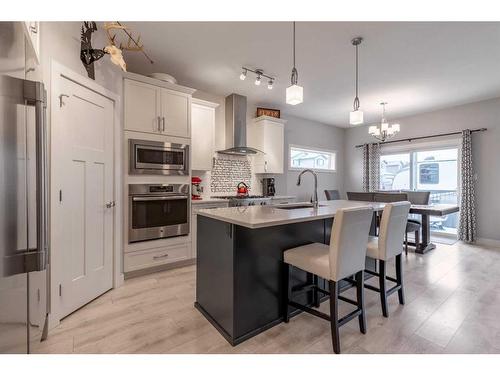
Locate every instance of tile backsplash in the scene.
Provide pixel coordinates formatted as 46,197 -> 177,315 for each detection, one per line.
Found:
210,154 -> 252,193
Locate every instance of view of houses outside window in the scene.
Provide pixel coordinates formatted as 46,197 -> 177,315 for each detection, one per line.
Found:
380,147 -> 459,235
289,146 -> 336,171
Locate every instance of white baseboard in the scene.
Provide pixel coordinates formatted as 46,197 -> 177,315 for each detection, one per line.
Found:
476,237 -> 500,248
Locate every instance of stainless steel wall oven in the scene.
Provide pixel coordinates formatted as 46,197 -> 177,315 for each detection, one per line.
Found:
129,139 -> 189,175
128,184 -> 190,243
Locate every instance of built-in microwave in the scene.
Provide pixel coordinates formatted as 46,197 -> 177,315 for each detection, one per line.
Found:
129,139 -> 189,175
128,184 -> 190,243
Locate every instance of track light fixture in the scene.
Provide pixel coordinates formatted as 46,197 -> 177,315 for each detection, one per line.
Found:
239,67 -> 275,90
240,68 -> 247,80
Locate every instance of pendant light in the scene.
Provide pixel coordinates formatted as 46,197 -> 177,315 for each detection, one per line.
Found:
349,37 -> 364,125
286,22 -> 303,105
369,102 -> 400,142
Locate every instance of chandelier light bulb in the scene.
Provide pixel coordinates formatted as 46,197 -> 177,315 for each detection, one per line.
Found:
255,75 -> 261,85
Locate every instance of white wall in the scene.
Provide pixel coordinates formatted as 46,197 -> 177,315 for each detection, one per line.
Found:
252,107 -> 346,201
344,97 -> 500,241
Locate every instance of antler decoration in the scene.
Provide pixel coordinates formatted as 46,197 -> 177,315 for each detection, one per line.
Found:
104,22 -> 154,63
80,21 -> 153,80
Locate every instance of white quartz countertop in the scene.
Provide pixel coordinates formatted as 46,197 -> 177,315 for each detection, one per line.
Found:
191,198 -> 228,205
198,200 -> 385,229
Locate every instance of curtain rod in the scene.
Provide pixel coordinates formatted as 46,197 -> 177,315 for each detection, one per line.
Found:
354,127 -> 487,148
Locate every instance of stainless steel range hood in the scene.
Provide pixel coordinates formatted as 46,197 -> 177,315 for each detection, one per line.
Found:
217,93 -> 262,155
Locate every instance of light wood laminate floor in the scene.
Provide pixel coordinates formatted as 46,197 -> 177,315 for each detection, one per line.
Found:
37,241 -> 500,354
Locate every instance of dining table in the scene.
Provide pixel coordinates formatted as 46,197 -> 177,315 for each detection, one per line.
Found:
407,204 -> 460,253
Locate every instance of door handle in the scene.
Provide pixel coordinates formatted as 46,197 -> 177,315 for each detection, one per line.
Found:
105,201 -> 116,208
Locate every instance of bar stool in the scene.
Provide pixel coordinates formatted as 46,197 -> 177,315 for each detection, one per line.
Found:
365,201 -> 411,317
282,206 -> 373,354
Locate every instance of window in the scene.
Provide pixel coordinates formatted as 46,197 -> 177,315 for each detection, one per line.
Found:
380,147 -> 459,235
289,145 -> 336,172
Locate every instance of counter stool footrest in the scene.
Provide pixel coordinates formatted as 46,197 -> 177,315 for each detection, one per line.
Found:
338,295 -> 359,306
288,301 -> 362,328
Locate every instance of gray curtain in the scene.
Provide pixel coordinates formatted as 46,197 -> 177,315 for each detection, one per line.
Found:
458,129 -> 477,243
362,143 -> 380,192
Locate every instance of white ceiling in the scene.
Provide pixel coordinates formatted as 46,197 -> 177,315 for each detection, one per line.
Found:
124,22 -> 500,127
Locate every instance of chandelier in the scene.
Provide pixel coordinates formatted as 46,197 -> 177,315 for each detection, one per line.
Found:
368,102 -> 400,142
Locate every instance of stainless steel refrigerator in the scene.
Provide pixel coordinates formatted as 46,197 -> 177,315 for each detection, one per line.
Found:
0,21 -> 49,353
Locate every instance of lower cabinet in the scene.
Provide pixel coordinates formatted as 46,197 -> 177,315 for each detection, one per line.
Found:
124,243 -> 191,273
191,201 -> 229,258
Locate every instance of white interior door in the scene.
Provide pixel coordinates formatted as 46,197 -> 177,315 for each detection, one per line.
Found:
53,76 -> 114,318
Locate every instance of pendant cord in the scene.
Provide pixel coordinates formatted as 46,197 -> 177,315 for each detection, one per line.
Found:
291,21 -> 298,85
293,21 -> 296,69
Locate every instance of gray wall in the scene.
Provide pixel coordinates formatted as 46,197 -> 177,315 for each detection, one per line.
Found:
260,111 -> 346,201
344,97 -> 500,241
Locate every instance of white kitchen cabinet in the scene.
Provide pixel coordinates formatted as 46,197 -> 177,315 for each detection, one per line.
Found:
124,77 -> 192,138
124,79 -> 161,134
160,88 -> 190,138
191,99 -> 219,171
248,116 -> 286,174
191,201 -> 229,258
124,243 -> 191,273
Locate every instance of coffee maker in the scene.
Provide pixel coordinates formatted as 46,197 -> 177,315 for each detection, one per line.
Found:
262,178 -> 276,197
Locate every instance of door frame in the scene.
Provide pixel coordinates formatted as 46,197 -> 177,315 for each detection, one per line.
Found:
49,61 -> 123,327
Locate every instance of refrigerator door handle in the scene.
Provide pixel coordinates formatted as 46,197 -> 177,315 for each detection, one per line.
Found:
24,80 -> 48,272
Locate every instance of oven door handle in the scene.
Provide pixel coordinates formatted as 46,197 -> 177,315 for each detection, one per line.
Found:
132,196 -> 189,202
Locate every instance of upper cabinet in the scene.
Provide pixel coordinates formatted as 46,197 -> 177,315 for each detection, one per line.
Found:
124,79 -> 160,134
23,22 -> 40,63
191,99 -> 219,171
123,75 -> 195,138
248,116 -> 286,174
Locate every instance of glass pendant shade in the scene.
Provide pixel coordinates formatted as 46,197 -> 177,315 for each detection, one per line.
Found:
349,110 -> 364,125
286,84 -> 303,105
381,121 -> 389,132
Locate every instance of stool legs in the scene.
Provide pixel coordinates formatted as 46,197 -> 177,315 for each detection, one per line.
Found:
355,271 -> 367,334
283,263 -> 291,323
396,254 -> 405,305
328,280 -> 341,354
313,274 -> 320,307
378,260 -> 389,317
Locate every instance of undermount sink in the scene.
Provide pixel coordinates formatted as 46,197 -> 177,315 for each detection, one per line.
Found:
275,203 -> 326,210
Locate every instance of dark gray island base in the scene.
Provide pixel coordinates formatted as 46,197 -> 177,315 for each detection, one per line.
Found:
194,214 -> 376,346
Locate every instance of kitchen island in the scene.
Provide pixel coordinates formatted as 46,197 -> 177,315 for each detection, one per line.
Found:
194,200 -> 383,346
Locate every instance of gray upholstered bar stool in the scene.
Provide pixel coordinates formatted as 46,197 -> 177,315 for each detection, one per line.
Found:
365,201 -> 411,317
282,206 -> 373,354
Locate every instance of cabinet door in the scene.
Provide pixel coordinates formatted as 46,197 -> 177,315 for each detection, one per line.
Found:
124,79 -> 161,134
263,123 -> 284,173
191,104 -> 215,170
160,89 -> 189,138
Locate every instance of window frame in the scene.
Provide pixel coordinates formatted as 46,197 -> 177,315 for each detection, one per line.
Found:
288,144 -> 337,173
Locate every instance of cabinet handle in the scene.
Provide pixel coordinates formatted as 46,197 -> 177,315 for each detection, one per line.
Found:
264,160 -> 268,172
157,116 -> 161,132
162,117 -> 166,132
153,253 -> 169,260
30,24 -> 38,34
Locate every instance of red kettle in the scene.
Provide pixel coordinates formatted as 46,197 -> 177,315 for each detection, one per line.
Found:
237,182 -> 249,197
